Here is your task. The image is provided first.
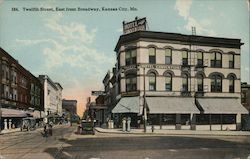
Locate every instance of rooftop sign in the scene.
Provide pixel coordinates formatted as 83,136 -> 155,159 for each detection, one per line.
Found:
123,17 -> 146,34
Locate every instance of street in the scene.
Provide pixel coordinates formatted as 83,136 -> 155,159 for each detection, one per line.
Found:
0,125 -> 250,159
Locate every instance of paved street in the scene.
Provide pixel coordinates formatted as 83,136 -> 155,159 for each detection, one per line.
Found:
1,126 -> 250,159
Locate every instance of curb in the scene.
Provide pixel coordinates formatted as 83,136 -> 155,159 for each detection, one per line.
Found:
94,128 -> 250,136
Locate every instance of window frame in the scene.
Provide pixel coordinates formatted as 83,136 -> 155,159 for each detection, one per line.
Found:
211,74 -> 222,92
211,52 -> 222,68
149,72 -> 156,91
149,47 -> 156,64
125,74 -> 137,92
165,73 -> 172,91
165,48 -> 172,65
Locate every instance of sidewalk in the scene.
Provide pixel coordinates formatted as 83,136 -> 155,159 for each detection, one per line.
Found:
0,128 -> 21,135
95,127 -> 250,136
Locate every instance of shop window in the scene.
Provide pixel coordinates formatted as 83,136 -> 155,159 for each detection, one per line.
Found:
181,114 -> 190,125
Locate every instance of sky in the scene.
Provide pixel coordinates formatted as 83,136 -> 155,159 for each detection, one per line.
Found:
0,0 -> 249,117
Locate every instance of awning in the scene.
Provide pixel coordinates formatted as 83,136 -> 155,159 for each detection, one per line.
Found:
112,97 -> 140,113
196,98 -> 249,114
0,108 -> 28,117
146,97 -> 200,114
31,110 -> 42,119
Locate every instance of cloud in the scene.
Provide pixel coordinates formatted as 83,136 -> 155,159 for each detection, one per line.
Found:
175,0 -> 216,36
175,0 -> 192,20
247,0 -> 250,11
185,17 -> 216,36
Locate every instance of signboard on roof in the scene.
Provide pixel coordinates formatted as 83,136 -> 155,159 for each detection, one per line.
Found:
123,17 -> 147,34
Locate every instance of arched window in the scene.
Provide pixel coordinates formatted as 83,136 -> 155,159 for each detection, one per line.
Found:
197,74 -> 204,92
211,52 -> 222,68
229,54 -> 234,68
165,73 -> 172,91
211,74 -> 222,92
149,47 -> 156,64
229,75 -> 235,93
182,50 -> 188,65
182,73 -> 188,92
165,48 -> 172,64
197,52 -> 203,66
149,72 -> 156,91
126,74 -> 137,92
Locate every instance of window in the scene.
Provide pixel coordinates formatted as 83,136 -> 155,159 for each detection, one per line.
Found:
149,47 -> 156,64
165,73 -> 172,91
197,74 -> 204,92
211,52 -> 222,67
182,73 -> 188,92
182,50 -> 188,65
229,54 -> 234,68
165,49 -> 172,64
211,75 -> 222,92
126,74 -> 137,92
197,52 -> 203,66
149,72 -> 156,91
229,76 -> 235,93
125,49 -> 136,65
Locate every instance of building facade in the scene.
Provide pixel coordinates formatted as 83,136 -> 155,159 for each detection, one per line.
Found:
62,99 -> 77,115
0,47 -> 43,130
241,82 -> 250,112
38,75 -> 63,117
110,31 -> 248,130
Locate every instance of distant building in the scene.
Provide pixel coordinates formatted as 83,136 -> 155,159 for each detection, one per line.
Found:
241,82 -> 250,112
38,75 -> 63,116
62,99 -> 77,115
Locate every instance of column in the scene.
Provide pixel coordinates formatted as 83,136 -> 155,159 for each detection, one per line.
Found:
190,113 -> 196,130
176,114 -> 181,130
8,119 -> 12,129
4,119 -> 8,130
236,113 -> 241,131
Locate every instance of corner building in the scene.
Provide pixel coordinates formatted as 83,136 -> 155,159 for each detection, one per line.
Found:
112,31 -> 248,130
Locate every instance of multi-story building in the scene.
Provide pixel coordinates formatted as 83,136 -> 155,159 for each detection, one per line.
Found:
38,75 -> 63,118
110,31 -> 248,130
0,47 -> 43,130
62,99 -> 77,115
241,82 -> 250,112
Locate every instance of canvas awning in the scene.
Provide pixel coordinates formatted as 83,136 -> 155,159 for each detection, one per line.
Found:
196,98 -> 249,114
0,108 -> 28,117
112,97 -> 140,113
146,97 -> 200,114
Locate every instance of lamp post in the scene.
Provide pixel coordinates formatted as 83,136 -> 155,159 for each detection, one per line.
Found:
143,67 -> 147,132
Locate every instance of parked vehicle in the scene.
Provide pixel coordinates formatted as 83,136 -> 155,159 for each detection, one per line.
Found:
81,121 -> 95,135
21,117 -> 36,131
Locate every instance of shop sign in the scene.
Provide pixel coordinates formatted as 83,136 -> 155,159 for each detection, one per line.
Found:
91,91 -> 106,96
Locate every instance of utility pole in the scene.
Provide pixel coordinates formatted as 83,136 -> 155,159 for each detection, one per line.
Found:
143,67 -> 147,132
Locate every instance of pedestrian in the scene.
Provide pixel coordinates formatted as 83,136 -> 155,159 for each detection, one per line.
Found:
43,124 -> 48,137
